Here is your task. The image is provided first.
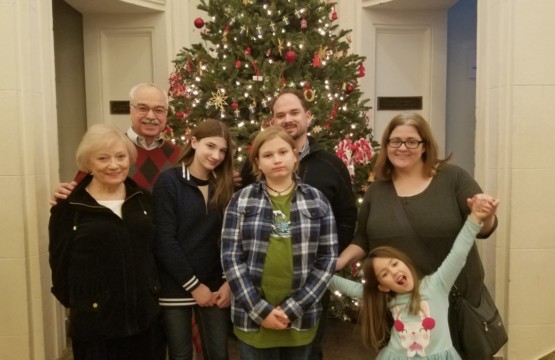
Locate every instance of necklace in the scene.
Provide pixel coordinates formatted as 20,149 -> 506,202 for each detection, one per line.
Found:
266,181 -> 295,195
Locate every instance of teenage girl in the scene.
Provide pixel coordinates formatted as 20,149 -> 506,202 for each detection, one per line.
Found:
221,126 -> 338,360
153,119 -> 235,360
330,194 -> 499,359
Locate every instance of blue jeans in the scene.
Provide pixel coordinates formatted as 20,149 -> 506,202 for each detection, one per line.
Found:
162,306 -> 230,360
238,340 -> 312,360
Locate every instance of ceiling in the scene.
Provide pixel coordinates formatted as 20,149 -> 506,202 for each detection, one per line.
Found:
64,0 -> 164,14
362,0 -> 460,11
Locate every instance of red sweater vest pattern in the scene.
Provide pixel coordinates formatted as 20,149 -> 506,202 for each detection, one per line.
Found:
128,141 -> 181,191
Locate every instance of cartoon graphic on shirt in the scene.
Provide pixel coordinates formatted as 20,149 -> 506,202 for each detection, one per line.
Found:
271,210 -> 290,238
392,301 -> 436,357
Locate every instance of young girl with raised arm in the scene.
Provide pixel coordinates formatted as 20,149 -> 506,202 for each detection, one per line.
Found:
221,126 -> 338,360
330,194 -> 499,359
153,119 -> 235,360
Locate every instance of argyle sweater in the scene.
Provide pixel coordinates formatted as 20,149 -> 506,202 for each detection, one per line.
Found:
128,141 -> 181,190
75,140 -> 181,191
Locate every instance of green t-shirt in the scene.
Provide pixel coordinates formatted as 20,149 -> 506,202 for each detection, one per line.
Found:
235,191 -> 317,348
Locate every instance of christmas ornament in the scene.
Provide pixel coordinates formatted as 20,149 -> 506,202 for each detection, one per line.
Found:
277,39 -> 284,55
358,63 -> 366,77
312,52 -> 321,67
231,102 -> 239,110
304,88 -> 316,102
300,18 -> 307,30
194,17 -> 205,29
331,6 -> 338,21
282,16 -> 289,26
330,103 -> 339,119
208,89 -> 228,111
346,84 -> 354,94
235,60 -> 241,69
285,49 -> 297,63
312,125 -> 323,134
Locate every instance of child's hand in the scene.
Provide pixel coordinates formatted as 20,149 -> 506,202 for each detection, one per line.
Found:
467,194 -> 499,223
261,308 -> 289,330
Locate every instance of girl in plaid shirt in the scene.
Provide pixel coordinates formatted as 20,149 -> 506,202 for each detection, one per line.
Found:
221,127 -> 338,360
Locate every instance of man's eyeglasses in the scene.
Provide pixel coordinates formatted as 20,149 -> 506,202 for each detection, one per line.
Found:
131,104 -> 167,117
387,138 -> 424,149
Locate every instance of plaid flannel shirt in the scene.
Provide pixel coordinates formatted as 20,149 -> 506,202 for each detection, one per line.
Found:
221,179 -> 338,332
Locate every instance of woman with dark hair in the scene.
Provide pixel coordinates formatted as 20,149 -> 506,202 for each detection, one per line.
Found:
337,113 -> 498,358
153,119 -> 235,360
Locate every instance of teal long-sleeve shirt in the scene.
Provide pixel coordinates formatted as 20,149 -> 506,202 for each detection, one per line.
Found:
329,217 -> 483,359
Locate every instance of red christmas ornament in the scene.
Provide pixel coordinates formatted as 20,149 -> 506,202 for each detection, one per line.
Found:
358,63 -> 366,78
231,102 -> 239,110
245,47 -> 251,55
300,18 -> 308,30
331,6 -> 338,21
194,17 -> 205,29
346,84 -> 354,94
235,60 -> 241,69
312,52 -> 321,68
285,50 -> 297,63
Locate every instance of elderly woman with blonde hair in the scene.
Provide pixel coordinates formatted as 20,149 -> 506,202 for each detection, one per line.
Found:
49,123 -> 160,360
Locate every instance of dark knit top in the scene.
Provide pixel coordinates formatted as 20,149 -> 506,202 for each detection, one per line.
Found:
352,163 -> 495,305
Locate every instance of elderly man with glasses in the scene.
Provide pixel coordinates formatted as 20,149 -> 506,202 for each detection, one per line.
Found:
52,83 -> 181,196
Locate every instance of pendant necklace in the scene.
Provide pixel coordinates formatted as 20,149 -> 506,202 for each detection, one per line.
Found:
266,181 -> 295,195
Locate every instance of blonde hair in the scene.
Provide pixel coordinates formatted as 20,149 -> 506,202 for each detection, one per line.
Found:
177,119 -> 234,212
75,124 -> 137,172
249,126 -> 299,179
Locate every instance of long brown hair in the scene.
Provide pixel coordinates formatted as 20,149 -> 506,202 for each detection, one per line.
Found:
374,113 -> 451,180
176,119 -> 234,211
359,246 -> 423,351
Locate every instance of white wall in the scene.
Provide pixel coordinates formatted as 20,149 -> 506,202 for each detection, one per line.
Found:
476,0 -> 555,358
0,0 -> 59,358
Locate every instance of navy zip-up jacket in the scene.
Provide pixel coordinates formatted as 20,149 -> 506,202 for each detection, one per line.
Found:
153,165 -> 226,307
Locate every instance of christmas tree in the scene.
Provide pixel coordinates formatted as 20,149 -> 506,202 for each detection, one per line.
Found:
167,0 -> 380,321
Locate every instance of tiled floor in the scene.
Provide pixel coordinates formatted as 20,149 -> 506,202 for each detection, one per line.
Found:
58,317 -> 374,360
227,317 -> 374,360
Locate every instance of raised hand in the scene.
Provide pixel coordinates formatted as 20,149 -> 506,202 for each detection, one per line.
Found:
467,194 -> 499,223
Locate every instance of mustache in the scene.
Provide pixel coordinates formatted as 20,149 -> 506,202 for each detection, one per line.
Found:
141,119 -> 160,126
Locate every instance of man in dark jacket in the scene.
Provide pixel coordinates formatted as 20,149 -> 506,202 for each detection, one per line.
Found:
240,88 -> 357,360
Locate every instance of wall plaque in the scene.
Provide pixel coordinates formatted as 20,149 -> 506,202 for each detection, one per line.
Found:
377,96 -> 422,111
110,101 -> 130,115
